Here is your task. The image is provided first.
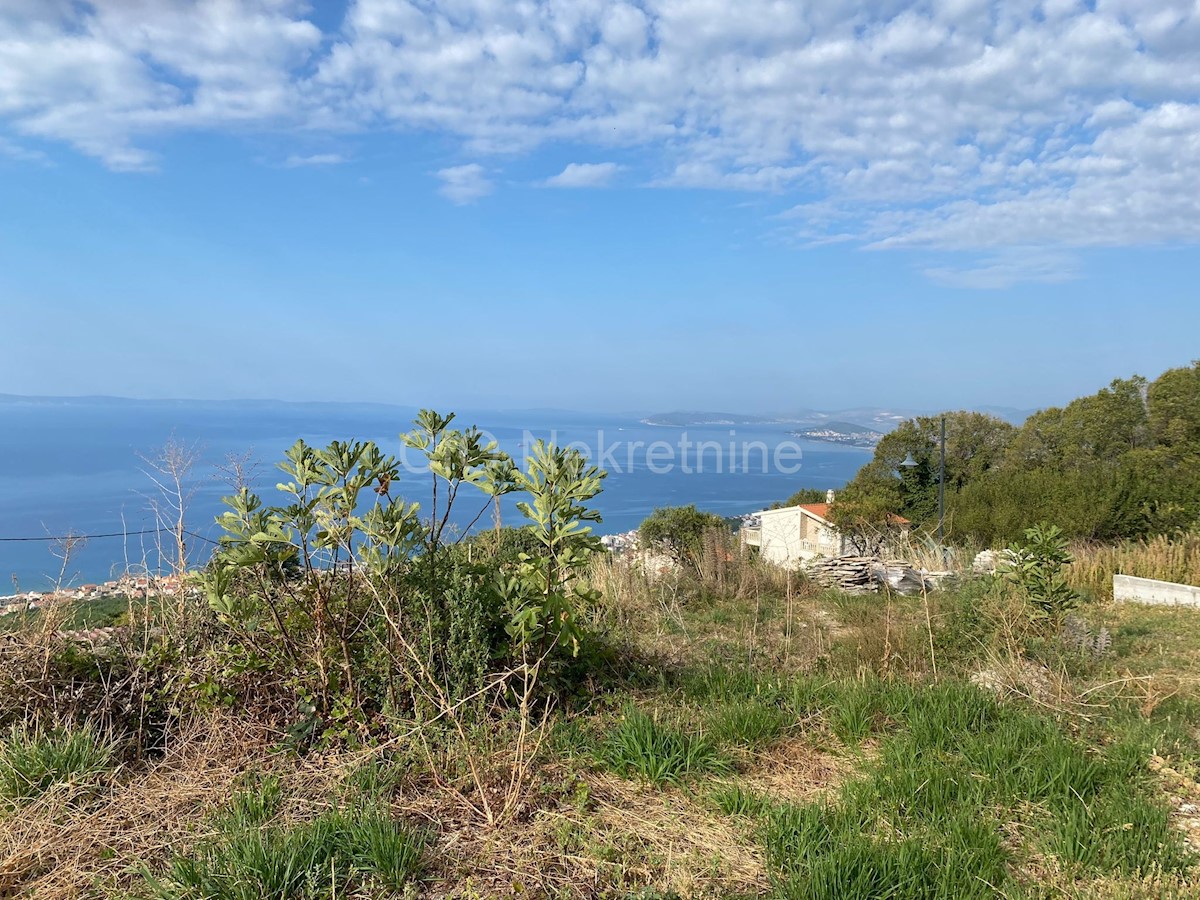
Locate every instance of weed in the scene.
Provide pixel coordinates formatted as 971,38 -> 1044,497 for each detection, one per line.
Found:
600,706 -> 731,785
146,807 -> 423,900
0,724 -> 115,805
710,783 -> 771,818
706,701 -> 790,749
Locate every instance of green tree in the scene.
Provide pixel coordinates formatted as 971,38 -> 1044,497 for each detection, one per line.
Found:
639,505 -> 726,566
1147,361 -> 1200,453
840,411 -> 1015,528
1004,377 -> 1148,473
825,470 -> 905,556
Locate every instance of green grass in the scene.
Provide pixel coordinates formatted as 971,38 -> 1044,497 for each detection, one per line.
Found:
0,724 -> 115,805
709,783 -> 771,818
214,773 -> 284,830
685,662 -> 1197,897
827,682 -> 879,745
705,700 -> 791,749
600,706 -> 732,785
146,806 -> 424,900
761,801 -> 1007,900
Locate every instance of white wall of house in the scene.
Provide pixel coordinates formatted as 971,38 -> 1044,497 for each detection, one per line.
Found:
756,506 -> 843,567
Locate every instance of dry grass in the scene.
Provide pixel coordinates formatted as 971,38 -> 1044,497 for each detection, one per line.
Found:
723,736 -> 846,807
1069,533 -> 1200,601
0,712 -> 279,899
387,757 -> 778,899
543,771 -> 769,897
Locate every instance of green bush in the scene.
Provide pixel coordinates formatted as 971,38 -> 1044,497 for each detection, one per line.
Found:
1002,522 -> 1082,624
200,412 -> 606,736
639,505 -> 727,565
0,724 -> 115,805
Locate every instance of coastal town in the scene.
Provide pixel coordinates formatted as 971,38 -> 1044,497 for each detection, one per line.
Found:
790,422 -> 885,448
0,573 -> 186,617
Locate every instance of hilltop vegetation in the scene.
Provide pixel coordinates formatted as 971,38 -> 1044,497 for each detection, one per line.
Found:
833,362 -> 1200,546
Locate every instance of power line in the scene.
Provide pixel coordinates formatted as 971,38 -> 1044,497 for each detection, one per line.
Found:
0,527 -> 221,545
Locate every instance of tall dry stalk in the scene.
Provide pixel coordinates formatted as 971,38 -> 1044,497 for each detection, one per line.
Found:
1068,533 -> 1200,601
139,438 -> 201,582
921,580 -> 938,678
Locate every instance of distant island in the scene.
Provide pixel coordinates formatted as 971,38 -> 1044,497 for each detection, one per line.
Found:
638,413 -> 887,447
790,421 -> 885,448
642,405 -> 1032,431
641,411 -> 802,427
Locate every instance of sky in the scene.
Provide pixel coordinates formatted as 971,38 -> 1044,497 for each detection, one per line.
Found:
1,0 -> 1198,415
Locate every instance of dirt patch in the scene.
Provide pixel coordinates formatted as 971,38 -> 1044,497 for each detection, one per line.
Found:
1149,753 -> 1200,855
735,736 -> 849,806
532,772 -> 770,898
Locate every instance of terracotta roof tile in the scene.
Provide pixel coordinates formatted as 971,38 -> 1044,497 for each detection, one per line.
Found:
798,502 -> 910,526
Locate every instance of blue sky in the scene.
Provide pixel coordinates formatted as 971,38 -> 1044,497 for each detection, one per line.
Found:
2,0 -> 1199,414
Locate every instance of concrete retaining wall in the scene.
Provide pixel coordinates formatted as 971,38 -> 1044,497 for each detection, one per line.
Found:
1113,574 -> 1200,608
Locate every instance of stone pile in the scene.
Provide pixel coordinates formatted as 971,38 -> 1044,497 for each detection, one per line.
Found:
807,556 -> 878,593
878,560 -> 934,595
807,556 -> 936,596
972,548 -> 1017,574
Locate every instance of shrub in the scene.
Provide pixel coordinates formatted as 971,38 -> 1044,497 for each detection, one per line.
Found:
0,724 -> 115,805
1002,523 -> 1082,624
200,412 -> 605,730
639,505 -> 727,566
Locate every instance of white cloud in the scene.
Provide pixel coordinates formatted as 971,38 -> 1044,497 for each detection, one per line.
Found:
436,163 -> 492,204
0,135 -> 46,163
543,161 -> 620,187
0,0 -> 321,170
3,0 -> 1200,274
923,249 -> 1080,290
283,153 -> 347,167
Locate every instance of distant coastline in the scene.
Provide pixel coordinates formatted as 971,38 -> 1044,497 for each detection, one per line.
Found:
789,421 -> 886,449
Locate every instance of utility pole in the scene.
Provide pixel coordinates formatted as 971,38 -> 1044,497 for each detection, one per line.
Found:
938,415 -> 946,561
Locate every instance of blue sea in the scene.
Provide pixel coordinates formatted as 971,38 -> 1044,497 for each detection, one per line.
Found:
0,398 -> 870,590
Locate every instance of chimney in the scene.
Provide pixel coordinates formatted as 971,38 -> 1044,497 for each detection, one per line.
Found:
826,489 -> 836,504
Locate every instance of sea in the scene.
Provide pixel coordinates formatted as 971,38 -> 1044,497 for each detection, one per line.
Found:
0,397 -> 871,591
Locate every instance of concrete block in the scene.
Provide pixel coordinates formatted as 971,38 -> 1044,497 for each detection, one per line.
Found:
1113,574 -> 1200,608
